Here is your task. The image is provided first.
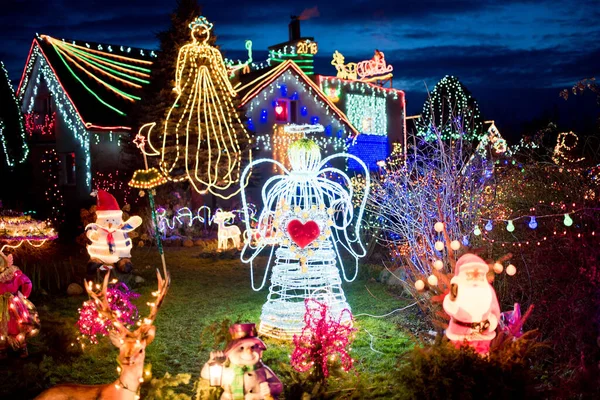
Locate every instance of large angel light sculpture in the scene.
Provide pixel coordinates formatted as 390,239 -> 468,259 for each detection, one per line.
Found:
141,16 -> 251,199
240,138 -> 370,339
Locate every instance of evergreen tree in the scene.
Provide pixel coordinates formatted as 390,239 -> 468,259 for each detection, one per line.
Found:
123,0 -> 206,171
0,61 -> 30,209
126,3 -> 252,202
419,75 -> 484,142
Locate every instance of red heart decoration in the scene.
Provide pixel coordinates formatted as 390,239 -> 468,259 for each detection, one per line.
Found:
275,105 -> 283,115
287,219 -> 320,249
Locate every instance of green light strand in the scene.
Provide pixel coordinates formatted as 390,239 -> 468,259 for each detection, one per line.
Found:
55,46 -> 141,101
61,41 -> 152,73
52,44 -> 127,116
0,62 -> 29,167
270,52 -> 314,58
62,45 -> 151,85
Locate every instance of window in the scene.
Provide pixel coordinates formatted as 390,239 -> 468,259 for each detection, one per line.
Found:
346,94 -> 387,136
59,152 -> 76,185
290,100 -> 298,123
34,94 -> 53,115
274,99 -> 289,123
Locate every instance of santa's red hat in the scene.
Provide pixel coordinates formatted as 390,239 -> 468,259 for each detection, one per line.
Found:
454,253 -> 489,276
95,190 -> 121,212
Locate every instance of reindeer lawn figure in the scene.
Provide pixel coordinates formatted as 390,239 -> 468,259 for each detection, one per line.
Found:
214,210 -> 242,251
35,266 -> 170,400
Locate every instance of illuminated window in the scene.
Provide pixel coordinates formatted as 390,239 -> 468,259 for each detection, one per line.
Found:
274,99 -> 289,123
346,94 -> 387,136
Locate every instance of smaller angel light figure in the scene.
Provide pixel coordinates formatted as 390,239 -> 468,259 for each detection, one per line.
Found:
240,138 -> 370,339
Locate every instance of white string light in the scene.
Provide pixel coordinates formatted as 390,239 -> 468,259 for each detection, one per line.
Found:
240,138 -> 370,339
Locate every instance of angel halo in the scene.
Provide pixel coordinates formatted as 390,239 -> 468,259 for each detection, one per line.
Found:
240,137 -> 370,339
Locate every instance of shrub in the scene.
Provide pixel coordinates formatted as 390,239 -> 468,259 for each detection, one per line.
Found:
395,333 -> 544,400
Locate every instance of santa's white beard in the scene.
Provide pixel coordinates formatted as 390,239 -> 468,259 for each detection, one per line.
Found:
455,284 -> 493,321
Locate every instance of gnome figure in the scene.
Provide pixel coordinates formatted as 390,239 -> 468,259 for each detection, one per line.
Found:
0,252 -> 40,358
86,190 -> 142,275
443,254 -> 501,354
201,323 -> 283,400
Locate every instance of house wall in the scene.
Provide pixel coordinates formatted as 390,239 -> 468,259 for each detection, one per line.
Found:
90,131 -> 126,174
242,70 -> 353,204
319,77 -> 406,169
20,56 -> 92,223
245,70 -> 352,162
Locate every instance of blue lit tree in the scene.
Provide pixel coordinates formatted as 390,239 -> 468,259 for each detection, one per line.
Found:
368,123 -> 500,281
419,76 -> 484,142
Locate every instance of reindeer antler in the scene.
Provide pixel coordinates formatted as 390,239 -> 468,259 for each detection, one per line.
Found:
139,265 -> 171,328
85,272 -> 131,337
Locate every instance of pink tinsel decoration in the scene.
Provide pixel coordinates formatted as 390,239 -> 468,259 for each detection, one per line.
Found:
291,298 -> 356,378
76,282 -> 139,344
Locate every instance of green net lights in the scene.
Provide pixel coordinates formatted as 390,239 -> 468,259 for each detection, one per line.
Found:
418,75 -> 484,142
528,216 -> 538,229
563,213 -> 573,227
506,220 -> 515,232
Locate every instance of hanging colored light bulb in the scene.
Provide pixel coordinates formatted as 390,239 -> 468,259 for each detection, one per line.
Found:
506,220 -> 515,232
528,216 -> 537,229
485,221 -> 493,231
462,235 -> 469,246
563,213 -> 573,227
473,225 -> 481,236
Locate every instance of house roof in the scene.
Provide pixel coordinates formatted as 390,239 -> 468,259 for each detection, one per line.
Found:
317,75 -> 406,104
17,35 -> 156,131
235,60 -> 359,137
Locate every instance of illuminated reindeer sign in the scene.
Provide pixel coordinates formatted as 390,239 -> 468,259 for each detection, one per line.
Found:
35,267 -> 170,400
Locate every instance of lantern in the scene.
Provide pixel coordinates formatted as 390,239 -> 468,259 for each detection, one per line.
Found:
208,360 -> 224,387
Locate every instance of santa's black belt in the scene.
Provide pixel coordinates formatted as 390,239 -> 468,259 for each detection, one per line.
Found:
453,319 -> 490,332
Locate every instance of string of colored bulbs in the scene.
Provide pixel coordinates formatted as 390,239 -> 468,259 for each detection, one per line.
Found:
473,208 -> 599,235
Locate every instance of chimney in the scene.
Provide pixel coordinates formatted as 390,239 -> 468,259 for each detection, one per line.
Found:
289,15 -> 301,41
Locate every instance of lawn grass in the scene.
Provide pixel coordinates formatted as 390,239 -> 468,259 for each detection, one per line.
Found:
0,246 -> 417,399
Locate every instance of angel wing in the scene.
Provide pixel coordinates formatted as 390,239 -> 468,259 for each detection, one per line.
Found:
317,153 -> 371,282
240,159 -> 290,291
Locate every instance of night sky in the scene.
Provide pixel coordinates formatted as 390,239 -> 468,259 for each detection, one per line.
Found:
1,0 -> 599,140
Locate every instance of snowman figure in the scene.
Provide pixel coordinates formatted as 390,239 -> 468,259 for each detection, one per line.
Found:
201,323 -> 283,400
443,253 -> 500,354
85,190 -> 142,275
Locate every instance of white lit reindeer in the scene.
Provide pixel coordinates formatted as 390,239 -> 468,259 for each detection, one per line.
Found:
213,210 -> 242,251
35,267 -> 170,400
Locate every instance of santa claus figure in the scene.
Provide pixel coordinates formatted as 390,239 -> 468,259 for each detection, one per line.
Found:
201,323 -> 283,400
443,253 -> 500,354
85,190 -> 142,274
0,252 -> 40,358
